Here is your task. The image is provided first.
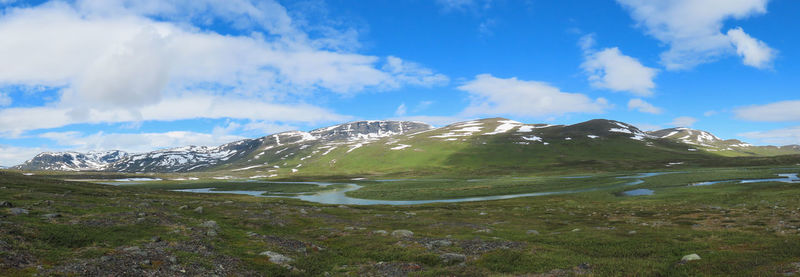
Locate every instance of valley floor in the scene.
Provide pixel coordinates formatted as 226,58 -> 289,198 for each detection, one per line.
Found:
2,167 -> 800,276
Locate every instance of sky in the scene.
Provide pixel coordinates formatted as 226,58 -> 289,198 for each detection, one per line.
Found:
0,0 -> 799,165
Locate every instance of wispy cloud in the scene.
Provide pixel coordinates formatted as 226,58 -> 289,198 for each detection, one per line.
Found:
734,100 -> 800,122
628,98 -> 663,114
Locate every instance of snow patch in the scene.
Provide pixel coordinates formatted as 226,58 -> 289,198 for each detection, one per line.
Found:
390,144 -> 411,150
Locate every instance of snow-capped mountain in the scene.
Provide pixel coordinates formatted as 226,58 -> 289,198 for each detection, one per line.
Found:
107,139 -> 262,172
648,127 -> 752,150
15,120 -> 434,172
309,121 -> 432,141
13,150 -> 129,171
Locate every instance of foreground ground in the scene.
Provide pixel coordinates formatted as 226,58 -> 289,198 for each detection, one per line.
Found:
2,167 -> 800,276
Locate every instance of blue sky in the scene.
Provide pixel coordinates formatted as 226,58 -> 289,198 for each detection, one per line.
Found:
1,0 -> 799,165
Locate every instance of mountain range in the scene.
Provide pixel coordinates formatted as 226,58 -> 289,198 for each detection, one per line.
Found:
12,118 -> 800,175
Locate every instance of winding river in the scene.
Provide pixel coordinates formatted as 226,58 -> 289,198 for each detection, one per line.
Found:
172,172 -> 677,205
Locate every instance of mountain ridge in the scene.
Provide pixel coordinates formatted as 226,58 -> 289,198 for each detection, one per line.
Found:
11,118 -> 800,173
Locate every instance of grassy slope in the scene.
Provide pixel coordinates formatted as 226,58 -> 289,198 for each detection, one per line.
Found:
3,167 -> 800,276
194,118 -> 774,180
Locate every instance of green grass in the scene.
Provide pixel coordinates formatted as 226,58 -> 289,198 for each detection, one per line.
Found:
2,166 -> 800,276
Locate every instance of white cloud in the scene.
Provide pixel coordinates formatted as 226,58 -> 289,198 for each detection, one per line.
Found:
383,56 -> 449,88
0,145 -> 46,166
0,95 -> 349,136
39,130 -> 245,154
670,116 -> 697,127
627,98 -> 662,114
0,92 -> 10,106
395,103 -> 407,116
704,110 -> 718,117
458,74 -> 610,117
617,0 -> 772,70
0,1 -> 445,134
739,126 -> 800,146
581,45 -> 658,96
735,100 -> 800,122
726,27 -> 776,69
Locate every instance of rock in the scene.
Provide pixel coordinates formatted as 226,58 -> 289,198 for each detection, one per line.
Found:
259,251 -> 294,265
571,228 -> 581,232
526,230 -> 540,235
474,228 -> 492,234
178,205 -> 188,210
199,220 -> 219,229
167,256 -> 178,263
681,254 -> 701,262
479,212 -> 487,215
9,208 -> 28,215
299,209 -> 308,214
246,231 -> 258,237
344,226 -> 355,231
193,206 -> 204,213
42,213 -> 61,219
150,236 -> 161,242
425,239 -> 453,249
391,230 -> 414,238
0,201 -> 12,208
440,253 -> 466,265
223,201 -> 234,204
123,246 -> 141,252
628,231 -> 637,235
372,230 -> 388,236
206,230 -> 218,237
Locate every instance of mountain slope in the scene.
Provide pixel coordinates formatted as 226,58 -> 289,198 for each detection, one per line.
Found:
14,120 -> 432,173
206,118 -> 721,178
13,150 -> 128,171
14,118 -> 800,176
648,127 -> 800,157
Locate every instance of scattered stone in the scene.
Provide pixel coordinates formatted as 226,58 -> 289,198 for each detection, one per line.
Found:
344,226 -> 355,231
206,230 -> 218,237
572,228 -> 581,232
479,212 -> 487,215
193,206 -> 204,213
475,228 -> 492,234
681,254 -> 701,263
0,201 -> 12,208
391,230 -> 414,238
372,230 -> 388,236
526,230 -> 540,235
628,231 -> 637,235
424,239 -> 453,249
123,246 -> 140,252
223,201 -> 234,204
440,253 -> 466,265
246,231 -> 258,237
9,208 -> 29,215
299,209 -> 308,214
42,213 -> 61,219
199,220 -> 219,230
150,236 -> 161,242
178,205 -> 188,210
259,251 -> 294,265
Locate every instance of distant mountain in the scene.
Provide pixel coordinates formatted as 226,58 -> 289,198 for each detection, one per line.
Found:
13,150 -> 128,171
14,118 -> 800,175
15,120 -> 432,172
648,127 -> 800,156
